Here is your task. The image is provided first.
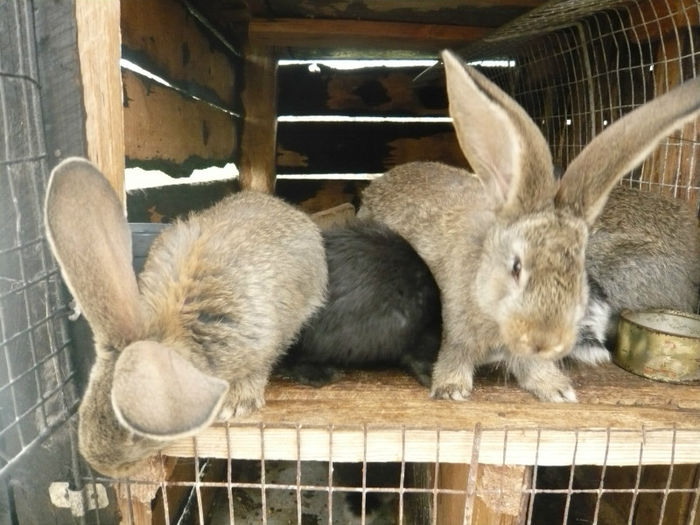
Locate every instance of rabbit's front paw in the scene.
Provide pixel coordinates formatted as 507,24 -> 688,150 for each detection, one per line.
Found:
431,383 -> 472,400
526,376 -> 578,403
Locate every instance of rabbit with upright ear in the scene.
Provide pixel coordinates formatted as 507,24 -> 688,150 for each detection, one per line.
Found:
45,159 -> 327,477
276,219 -> 441,387
359,49 -> 700,402
571,184 -> 700,364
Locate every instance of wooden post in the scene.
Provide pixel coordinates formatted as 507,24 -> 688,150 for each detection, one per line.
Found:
433,464 -> 531,525
239,42 -> 277,193
75,0 -> 125,200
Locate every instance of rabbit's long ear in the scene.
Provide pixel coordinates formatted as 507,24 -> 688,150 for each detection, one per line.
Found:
557,76 -> 700,224
112,342 -> 229,439
442,50 -> 556,212
45,158 -> 143,347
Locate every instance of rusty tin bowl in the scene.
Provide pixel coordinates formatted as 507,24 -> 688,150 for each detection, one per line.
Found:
614,309 -> 700,384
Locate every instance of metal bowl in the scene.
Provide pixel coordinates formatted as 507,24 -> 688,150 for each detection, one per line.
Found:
614,309 -> 700,384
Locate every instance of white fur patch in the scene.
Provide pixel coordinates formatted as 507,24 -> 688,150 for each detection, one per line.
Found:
571,297 -> 612,365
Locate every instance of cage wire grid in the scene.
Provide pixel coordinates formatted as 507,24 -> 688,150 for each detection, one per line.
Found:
0,0 -> 80,480
105,422 -> 700,525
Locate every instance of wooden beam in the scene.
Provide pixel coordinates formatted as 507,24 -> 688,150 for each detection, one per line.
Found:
122,70 -> 237,177
163,364 -> 700,466
436,464 -> 530,525
278,64 -> 447,117
238,43 -> 277,192
75,0 -> 125,199
121,0 -> 237,108
248,18 -> 490,51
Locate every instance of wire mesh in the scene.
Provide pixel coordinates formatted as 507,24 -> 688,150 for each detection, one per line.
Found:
93,423 -> 700,525
0,0 -> 80,479
478,0 -> 700,214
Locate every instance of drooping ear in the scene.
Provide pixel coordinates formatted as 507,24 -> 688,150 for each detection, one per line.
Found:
442,49 -> 556,212
112,342 -> 229,440
557,76 -> 700,224
45,158 -> 143,348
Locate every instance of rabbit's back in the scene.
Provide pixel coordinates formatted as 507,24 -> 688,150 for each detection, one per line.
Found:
360,162 -> 495,284
294,220 -> 441,364
139,191 -> 328,374
588,185 -> 700,312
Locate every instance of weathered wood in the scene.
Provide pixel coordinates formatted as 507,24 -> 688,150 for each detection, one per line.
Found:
277,121 -> 466,174
249,18 -> 491,52
75,0 -> 125,199
310,203 -> 356,229
238,43 -> 277,192
434,464 -> 530,525
122,70 -> 237,177
246,1 -> 547,30
276,179 -> 367,214
121,0 -> 237,108
163,364 -> 700,465
278,64 -> 447,117
127,179 -> 241,223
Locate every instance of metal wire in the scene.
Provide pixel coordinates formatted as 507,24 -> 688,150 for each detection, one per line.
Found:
0,0 -> 79,481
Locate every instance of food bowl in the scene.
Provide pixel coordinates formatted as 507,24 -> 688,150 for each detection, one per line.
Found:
615,309 -> 700,383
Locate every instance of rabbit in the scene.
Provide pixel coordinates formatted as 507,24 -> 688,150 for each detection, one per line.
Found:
571,184 -> 700,364
358,49 -> 700,402
44,158 -> 328,477
275,219 -> 441,387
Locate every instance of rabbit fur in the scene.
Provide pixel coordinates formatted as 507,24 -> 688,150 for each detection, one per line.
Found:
276,219 -> 441,387
358,49 -> 700,402
574,185 -> 700,363
45,158 -> 328,477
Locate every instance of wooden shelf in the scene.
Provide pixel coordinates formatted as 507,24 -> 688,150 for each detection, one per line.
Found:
164,363 -> 700,466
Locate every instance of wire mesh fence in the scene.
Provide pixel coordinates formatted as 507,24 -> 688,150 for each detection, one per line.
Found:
0,0 -> 80,479
97,422 -> 700,525
472,0 -> 700,213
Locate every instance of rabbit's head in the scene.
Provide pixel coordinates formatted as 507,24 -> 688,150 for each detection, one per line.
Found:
45,159 -> 229,476
441,50 -> 700,361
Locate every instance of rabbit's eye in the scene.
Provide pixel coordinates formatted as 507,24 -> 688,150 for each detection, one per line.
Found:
511,256 -> 522,281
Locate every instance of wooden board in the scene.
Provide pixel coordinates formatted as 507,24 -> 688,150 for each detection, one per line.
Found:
277,121 -> 466,174
249,18 -> 490,53
278,64 -> 447,117
121,0 -> 237,108
238,43 -> 277,192
163,364 -> 700,466
245,0 -> 547,28
122,70 -> 237,177
76,0 -> 125,199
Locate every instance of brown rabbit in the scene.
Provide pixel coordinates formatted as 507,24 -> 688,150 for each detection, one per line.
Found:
45,158 -> 327,476
359,50 -> 700,402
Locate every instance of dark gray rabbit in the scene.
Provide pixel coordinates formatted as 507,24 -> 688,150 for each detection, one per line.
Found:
277,220 -> 441,387
45,158 -> 327,477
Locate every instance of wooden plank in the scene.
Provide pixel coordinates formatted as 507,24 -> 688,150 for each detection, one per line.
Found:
276,179 -> 367,214
164,364 -> 700,465
121,0 -> 237,108
248,18 -> 491,51
75,0 -> 125,199
238,43 -> 277,192
277,121 -> 467,174
278,64 -> 447,117
246,1 -> 546,28
435,464 -> 530,525
122,70 -> 237,177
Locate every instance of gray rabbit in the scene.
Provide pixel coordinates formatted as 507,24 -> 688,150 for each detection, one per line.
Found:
45,158 -> 328,477
359,50 -> 700,402
573,186 -> 700,365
